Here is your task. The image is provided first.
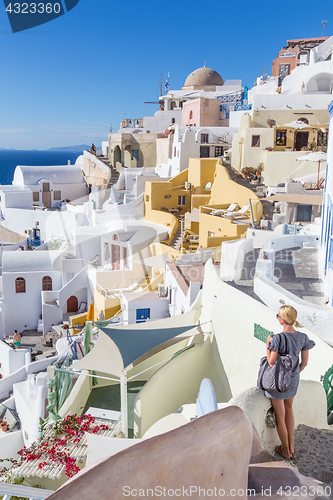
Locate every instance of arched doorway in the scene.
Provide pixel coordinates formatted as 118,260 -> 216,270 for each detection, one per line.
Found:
114,146 -> 121,166
67,295 -> 78,313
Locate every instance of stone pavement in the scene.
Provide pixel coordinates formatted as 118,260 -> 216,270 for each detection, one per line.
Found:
229,246 -> 326,307
275,247 -> 326,306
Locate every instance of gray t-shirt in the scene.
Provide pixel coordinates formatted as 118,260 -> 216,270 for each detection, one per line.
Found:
265,330 -> 315,400
268,331 -> 315,370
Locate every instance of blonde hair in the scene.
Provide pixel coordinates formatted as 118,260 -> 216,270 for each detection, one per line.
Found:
279,305 -> 302,328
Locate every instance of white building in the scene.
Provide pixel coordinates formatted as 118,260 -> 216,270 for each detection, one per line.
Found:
156,125 -> 238,178
1,251 -> 62,336
12,164 -> 88,208
122,291 -> 169,324
230,36 -> 333,185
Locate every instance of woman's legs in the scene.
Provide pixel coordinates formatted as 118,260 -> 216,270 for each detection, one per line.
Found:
284,397 -> 295,455
271,398 -> 290,458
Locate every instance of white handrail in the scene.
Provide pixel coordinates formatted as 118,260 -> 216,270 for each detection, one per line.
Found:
0,482 -> 54,500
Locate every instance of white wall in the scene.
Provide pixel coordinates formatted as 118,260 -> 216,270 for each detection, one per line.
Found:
14,372 -> 47,447
0,341 -> 30,377
220,238 -> 253,281
227,381 -> 329,454
0,430 -> 24,468
1,190 -> 33,209
164,263 -> 201,316
0,366 -> 27,399
123,295 -> 169,324
3,208 -> 78,244
143,110 -> 182,134
3,268 -> 62,335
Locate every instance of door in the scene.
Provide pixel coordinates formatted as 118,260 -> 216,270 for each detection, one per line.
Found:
200,146 -> 210,158
136,308 -> 150,323
42,182 -> 51,207
297,204 -> 312,222
295,132 -> 309,151
67,295 -> 78,313
112,245 -> 120,270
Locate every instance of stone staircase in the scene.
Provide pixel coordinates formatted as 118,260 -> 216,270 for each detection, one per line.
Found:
98,155 -> 120,187
170,224 -> 182,250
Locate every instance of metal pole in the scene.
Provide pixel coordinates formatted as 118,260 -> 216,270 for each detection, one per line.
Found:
249,198 -> 255,226
120,372 -> 128,438
180,217 -> 183,253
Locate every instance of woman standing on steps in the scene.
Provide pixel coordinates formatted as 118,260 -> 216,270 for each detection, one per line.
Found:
265,305 -> 315,460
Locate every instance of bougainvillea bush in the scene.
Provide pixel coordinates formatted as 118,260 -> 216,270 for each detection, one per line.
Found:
0,414 -> 110,484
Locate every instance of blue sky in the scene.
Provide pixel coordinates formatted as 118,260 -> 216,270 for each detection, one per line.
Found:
0,0 -> 331,150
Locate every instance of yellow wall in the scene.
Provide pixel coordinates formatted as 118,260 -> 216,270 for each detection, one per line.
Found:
210,163 -> 261,215
69,313 -> 88,334
145,159 -> 262,249
199,211 -> 249,247
187,158 -> 216,193
191,194 -> 211,209
94,289 -> 121,318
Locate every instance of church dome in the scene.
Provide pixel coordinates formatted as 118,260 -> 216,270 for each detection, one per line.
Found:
183,65 -> 224,89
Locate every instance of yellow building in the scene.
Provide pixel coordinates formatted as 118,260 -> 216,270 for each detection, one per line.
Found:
144,158 -> 263,249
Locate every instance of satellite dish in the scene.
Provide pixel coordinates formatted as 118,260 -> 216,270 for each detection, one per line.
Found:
196,378 -> 218,418
204,181 -> 212,191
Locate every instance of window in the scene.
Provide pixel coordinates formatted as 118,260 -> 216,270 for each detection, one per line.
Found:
15,277 -> 26,293
208,232 -> 215,237
171,118 -> 175,124
54,191 -> 61,201
132,149 -> 139,161
174,147 -> 176,157
43,183 -> 50,192
215,146 -> 223,157
171,101 -> 176,110
200,146 -> 210,158
276,130 -> 286,146
251,135 -> 260,147
318,130 -> 328,147
298,117 -> 309,124
33,192 -> 39,202
178,195 -> 186,206
279,64 -> 290,77
113,234 -> 118,241
297,204 -> 312,222
42,276 -> 52,291
201,134 -> 209,143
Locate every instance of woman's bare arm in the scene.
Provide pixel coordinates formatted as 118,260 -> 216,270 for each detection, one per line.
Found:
299,350 -> 309,372
266,335 -> 278,367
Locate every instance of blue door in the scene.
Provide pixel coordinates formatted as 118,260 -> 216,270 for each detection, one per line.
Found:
136,308 -> 150,323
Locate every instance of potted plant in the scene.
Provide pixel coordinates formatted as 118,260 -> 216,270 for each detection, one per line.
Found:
256,163 -> 264,176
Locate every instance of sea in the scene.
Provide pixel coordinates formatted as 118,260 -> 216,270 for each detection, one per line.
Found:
0,150 -> 83,186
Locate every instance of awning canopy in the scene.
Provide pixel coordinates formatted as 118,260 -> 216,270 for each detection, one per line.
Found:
296,152 -> 327,162
70,311 -> 198,378
279,120 -> 312,130
266,193 -> 323,205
